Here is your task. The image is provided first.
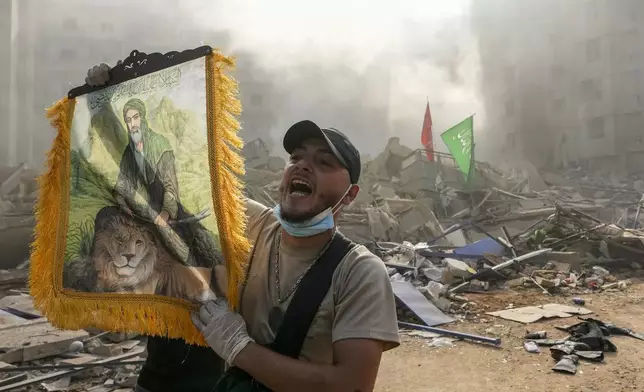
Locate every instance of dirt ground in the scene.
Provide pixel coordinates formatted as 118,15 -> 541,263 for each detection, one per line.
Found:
376,281 -> 644,392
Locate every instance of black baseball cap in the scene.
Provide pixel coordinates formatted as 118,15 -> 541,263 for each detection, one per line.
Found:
283,120 -> 361,184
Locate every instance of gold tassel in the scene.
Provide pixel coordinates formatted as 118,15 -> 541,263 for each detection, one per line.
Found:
29,49 -> 249,346
206,51 -> 250,310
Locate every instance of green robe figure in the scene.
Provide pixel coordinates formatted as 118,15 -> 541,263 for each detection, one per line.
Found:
114,98 -> 180,227
94,97 -> 220,269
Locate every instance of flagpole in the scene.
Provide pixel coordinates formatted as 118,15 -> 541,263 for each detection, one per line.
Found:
427,97 -> 432,156
467,113 -> 475,185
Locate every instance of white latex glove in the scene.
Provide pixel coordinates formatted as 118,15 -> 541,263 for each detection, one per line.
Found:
192,297 -> 255,366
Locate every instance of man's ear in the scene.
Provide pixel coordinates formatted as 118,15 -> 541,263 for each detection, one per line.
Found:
342,184 -> 360,205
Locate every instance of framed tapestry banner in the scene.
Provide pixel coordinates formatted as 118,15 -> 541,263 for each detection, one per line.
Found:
30,46 -> 250,345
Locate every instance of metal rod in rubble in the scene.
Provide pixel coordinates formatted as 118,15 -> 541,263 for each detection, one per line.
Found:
633,194 -> 644,229
0,360 -> 146,373
447,248 -> 552,295
398,321 -> 501,346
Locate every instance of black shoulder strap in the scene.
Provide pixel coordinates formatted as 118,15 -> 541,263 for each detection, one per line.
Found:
270,232 -> 355,358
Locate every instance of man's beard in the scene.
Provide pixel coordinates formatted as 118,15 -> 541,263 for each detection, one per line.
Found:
129,128 -> 142,144
279,201 -> 331,223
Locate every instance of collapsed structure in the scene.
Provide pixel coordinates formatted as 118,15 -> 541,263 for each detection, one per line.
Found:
0,163 -> 38,270
243,136 -> 644,322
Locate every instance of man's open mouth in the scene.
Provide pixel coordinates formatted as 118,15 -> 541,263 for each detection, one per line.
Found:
289,179 -> 313,197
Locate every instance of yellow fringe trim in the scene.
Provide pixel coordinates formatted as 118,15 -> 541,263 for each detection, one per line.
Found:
29,49 -> 250,345
205,51 -> 250,310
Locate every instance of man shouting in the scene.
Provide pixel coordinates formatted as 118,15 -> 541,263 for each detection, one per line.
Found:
192,121 -> 401,392
86,64 -> 400,392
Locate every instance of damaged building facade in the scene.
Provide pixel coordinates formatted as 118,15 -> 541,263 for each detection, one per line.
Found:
472,0 -> 644,173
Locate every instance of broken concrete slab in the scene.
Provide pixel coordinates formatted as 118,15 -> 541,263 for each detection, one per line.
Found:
486,304 -> 593,324
90,342 -> 124,357
391,280 -> 454,326
444,228 -> 468,247
60,354 -> 100,366
41,375 -> 71,392
117,340 -> 141,351
106,332 -> 140,344
0,347 -> 145,392
0,309 -> 26,327
0,270 -> 28,291
443,258 -> 476,279
0,294 -> 41,319
0,320 -> 89,363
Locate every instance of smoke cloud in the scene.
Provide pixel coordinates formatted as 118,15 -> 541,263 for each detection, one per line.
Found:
180,0 -> 485,159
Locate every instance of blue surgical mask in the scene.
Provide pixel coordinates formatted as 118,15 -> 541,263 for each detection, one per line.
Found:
273,186 -> 352,238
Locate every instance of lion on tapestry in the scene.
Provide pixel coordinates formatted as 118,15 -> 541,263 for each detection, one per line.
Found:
63,214 -> 216,304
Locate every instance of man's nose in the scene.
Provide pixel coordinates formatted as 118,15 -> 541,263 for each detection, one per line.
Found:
294,160 -> 313,173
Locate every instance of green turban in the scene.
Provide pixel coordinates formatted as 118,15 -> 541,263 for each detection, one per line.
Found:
122,98 -> 147,122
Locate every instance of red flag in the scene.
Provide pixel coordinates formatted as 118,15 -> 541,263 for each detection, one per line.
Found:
420,101 -> 434,162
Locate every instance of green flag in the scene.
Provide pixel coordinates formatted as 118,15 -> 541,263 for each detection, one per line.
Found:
440,115 -> 474,181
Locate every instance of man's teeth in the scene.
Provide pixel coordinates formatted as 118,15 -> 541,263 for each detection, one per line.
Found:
293,180 -> 310,187
290,179 -> 312,195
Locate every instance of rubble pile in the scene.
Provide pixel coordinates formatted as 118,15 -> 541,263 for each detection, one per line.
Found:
522,318 -> 644,375
0,138 -> 642,388
0,163 -> 38,271
0,292 -> 145,391
240,137 -> 644,333
370,203 -> 643,321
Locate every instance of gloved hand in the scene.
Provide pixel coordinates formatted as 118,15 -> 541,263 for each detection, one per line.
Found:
192,297 -> 255,366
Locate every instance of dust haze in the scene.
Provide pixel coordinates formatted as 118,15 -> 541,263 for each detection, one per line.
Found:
0,0 -> 484,168
181,0 -> 482,158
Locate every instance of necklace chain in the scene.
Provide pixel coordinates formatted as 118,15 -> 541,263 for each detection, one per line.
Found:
274,230 -> 336,304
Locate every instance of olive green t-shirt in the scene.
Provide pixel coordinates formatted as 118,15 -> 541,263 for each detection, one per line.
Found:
240,199 -> 400,364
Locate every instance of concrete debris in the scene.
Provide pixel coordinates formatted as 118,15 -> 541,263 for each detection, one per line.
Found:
486,304 -> 593,324
41,375 -> 71,391
0,270 -> 28,295
0,141 -> 641,388
229,141 -> 644,331
0,164 -> 38,271
0,284 -> 146,391
428,337 -> 455,348
523,341 -> 540,353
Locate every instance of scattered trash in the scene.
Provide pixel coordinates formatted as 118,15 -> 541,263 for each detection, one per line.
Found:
571,298 -> 585,306
523,341 -> 540,353
552,354 -> 579,375
525,331 -> 547,339
429,337 -> 456,348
